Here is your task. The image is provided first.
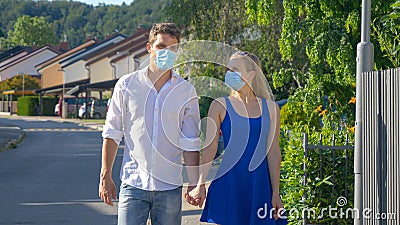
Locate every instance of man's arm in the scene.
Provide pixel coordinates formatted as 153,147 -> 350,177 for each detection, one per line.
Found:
99,138 -> 119,206
98,80 -> 124,206
180,87 -> 201,199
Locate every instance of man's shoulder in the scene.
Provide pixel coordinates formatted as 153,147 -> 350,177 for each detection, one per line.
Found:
116,68 -> 146,89
173,72 -> 194,88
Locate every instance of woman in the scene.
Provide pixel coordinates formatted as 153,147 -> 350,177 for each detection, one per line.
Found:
188,52 -> 287,225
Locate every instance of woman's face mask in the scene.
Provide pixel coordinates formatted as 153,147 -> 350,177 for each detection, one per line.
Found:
224,71 -> 246,91
154,49 -> 177,70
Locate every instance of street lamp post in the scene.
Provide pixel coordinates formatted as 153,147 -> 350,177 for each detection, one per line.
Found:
18,73 -> 25,96
355,0 -> 374,224
22,73 -> 25,97
57,69 -> 66,119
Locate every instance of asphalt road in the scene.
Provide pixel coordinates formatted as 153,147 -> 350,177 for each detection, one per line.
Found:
0,117 -> 208,225
0,117 -> 121,225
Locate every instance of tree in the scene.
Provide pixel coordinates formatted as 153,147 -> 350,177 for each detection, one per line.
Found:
0,74 -> 40,94
372,0 -> 400,68
168,0 -> 287,99
8,15 -> 58,47
246,0 -> 397,224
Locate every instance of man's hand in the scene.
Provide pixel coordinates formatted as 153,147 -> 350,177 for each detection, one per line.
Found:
99,175 -> 117,206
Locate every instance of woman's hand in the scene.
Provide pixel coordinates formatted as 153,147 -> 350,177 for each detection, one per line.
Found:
271,192 -> 284,220
185,184 -> 206,208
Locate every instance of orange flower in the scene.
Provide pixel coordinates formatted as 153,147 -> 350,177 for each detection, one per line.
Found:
315,105 -> 323,112
348,126 -> 355,133
319,109 -> 327,116
348,97 -> 356,104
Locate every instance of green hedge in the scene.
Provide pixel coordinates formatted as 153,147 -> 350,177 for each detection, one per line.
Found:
41,96 -> 57,116
17,96 -> 57,116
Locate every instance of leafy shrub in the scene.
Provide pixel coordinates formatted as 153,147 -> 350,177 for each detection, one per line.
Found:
280,124 -> 354,224
17,96 -> 39,116
17,96 -> 56,116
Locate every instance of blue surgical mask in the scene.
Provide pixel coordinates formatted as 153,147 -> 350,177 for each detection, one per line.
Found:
224,71 -> 245,91
154,49 -> 177,70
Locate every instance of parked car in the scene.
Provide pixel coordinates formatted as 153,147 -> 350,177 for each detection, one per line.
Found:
78,103 -> 89,118
54,103 -> 60,115
90,99 -> 109,119
57,96 -> 96,118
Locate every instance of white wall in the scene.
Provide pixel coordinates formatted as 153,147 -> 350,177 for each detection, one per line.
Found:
0,49 -> 58,80
115,54 -> 149,79
90,57 -> 113,83
64,60 -> 88,83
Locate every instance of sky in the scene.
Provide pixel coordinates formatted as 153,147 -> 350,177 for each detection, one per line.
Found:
77,0 -> 135,6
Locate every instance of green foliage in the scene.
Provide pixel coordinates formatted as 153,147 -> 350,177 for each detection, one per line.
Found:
168,0 -> 288,99
168,0 -> 246,44
280,101 -> 319,128
16,96 -> 57,116
8,15 -> 58,47
372,0 -> 400,69
17,96 -> 39,116
280,125 -> 355,224
41,96 -> 57,116
0,0 -> 170,48
0,74 -> 40,93
245,0 -> 278,26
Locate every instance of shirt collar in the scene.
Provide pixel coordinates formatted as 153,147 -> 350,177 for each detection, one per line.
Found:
142,66 -> 180,83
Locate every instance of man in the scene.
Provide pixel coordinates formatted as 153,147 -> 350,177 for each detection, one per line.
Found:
99,23 -> 201,225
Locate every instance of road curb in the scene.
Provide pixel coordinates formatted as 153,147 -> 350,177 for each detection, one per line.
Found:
0,127 -> 25,152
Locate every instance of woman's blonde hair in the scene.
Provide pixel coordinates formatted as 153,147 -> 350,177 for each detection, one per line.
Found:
230,51 -> 274,100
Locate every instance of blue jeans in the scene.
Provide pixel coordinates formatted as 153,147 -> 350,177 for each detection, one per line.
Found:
118,183 -> 182,225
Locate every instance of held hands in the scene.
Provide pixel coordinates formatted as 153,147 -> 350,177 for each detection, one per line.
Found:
271,192 -> 284,220
184,184 -> 206,208
99,175 -> 117,206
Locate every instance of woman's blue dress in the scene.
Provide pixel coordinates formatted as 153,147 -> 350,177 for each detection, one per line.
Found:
200,97 -> 288,225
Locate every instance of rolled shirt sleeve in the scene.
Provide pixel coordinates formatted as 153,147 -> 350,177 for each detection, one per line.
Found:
179,86 -> 201,151
102,78 -> 125,145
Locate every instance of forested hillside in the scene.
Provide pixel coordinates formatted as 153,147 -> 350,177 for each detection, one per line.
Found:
0,0 -> 170,48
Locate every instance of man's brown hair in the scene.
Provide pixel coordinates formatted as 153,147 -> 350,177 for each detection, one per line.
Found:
148,23 -> 180,45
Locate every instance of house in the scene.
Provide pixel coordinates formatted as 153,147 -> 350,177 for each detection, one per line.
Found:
76,28 -> 149,96
0,45 -> 63,83
0,46 -> 33,70
59,34 -> 126,92
35,34 -> 126,117
35,39 -> 97,95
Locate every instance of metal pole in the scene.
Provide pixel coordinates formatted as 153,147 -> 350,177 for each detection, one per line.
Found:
355,0 -> 374,224
127,53 -> 130,74
62,70 -> 66,119
22,73 -> 25,97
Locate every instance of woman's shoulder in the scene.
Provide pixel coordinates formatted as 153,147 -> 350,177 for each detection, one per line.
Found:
211,97 -> 227,109
263,98 -> 279,110
208,97 -> 227,117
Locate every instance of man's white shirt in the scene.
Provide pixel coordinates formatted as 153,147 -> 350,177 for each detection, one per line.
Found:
102,66 -> 201,191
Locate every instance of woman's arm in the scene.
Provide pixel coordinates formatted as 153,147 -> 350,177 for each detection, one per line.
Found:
267,103 -> 284,219
188,98 -> 224,207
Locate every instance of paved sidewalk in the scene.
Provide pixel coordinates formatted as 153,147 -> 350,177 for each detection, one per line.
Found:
0,121 -> 25,152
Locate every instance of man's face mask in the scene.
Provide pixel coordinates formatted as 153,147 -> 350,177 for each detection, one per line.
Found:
154,49 -> 177,70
